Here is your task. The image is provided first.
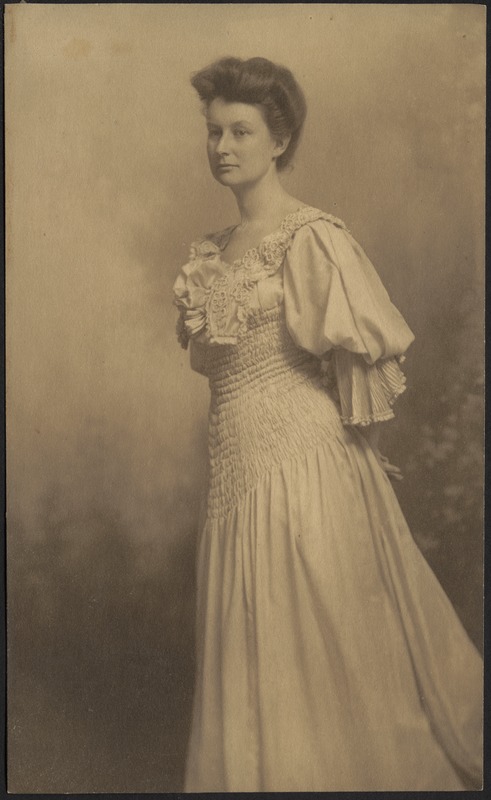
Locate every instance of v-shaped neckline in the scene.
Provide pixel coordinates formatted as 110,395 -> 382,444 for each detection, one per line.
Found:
216,204 -> 311,269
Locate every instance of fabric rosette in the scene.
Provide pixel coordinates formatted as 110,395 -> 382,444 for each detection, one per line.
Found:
173,240 -> 226,349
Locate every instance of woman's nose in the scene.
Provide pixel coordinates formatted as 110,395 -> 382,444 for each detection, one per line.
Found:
216,133 -> 231,154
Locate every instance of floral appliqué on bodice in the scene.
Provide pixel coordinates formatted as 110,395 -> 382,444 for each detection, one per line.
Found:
173,206 -> 348,349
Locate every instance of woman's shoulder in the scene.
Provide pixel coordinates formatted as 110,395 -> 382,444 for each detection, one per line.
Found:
277,206 -> 351,267
259,206 -> 350,273
283,205 -> 349,237
257,205 -> 350,265
280,207 -> 352,258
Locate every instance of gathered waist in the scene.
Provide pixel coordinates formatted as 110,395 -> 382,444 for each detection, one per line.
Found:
198,305 -> 346,519
202,309 -> 346,519
205,306 -> 314,394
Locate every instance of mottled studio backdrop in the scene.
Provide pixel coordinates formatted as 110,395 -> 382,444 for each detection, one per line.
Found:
6,4 -> 485,793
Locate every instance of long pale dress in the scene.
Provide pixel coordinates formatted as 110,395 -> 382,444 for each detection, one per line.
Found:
173,206 -> 483,792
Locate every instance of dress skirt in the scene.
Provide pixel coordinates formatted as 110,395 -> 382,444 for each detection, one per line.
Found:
183,308 -> 482,792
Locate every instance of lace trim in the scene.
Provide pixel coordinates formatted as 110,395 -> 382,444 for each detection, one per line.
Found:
175,206 -> 348,348
203,206 -> 347,343
340,407 -> 397,427
204,206 -> 347,270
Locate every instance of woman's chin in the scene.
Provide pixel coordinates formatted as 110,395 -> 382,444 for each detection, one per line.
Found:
212,169 -> 242,186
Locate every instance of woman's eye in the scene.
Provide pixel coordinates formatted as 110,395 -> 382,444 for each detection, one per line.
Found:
207,130 -> 220,138
234,129 -> 248,137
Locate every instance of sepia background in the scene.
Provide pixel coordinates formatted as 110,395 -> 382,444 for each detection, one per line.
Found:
6,3 -> 485,792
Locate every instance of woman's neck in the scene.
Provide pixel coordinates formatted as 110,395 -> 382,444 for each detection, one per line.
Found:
231,169 -> 296,227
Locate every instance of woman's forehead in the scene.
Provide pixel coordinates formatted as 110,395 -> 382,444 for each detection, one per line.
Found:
206,98 -> 265,126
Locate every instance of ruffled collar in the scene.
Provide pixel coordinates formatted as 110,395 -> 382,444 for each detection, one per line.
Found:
173,206 -> 347,349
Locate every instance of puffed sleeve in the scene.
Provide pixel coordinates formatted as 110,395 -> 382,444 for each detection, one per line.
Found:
283,218 -> 415,425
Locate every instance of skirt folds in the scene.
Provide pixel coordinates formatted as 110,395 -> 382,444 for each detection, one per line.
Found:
185,429 -> 482,792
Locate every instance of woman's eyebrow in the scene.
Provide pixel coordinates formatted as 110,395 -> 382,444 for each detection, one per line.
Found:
206,120 -> 253,128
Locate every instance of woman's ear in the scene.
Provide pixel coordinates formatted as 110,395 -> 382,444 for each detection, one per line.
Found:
272,134 -> 291,159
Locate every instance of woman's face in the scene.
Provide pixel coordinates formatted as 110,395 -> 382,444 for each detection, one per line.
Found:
205,98 -> 286,187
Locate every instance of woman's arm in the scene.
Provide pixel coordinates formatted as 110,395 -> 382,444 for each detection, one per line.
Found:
356,423 -> 403,481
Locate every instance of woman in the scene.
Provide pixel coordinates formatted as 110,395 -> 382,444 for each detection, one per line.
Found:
173,57 -> 482,791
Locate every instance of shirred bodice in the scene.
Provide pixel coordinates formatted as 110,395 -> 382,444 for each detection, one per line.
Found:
173,206 -> 413,431
204,305 -> 345,519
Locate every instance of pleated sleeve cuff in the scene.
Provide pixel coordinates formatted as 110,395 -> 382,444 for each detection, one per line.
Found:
333,350 -> 407,426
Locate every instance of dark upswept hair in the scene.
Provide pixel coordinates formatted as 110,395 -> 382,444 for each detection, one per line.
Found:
190,56 -> 307,171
